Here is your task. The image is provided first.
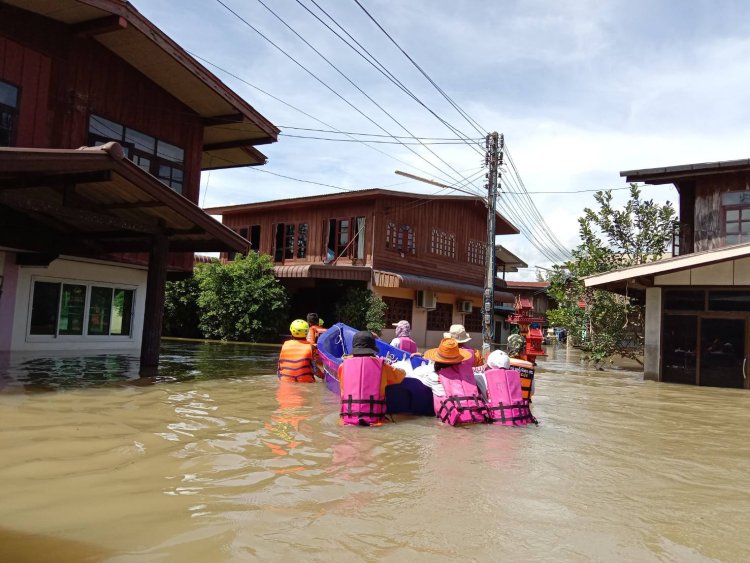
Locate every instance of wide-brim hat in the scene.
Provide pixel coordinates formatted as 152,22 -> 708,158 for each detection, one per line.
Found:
351,330 -> 379,356
443,324 -> 471,343
424,338 -> 472,364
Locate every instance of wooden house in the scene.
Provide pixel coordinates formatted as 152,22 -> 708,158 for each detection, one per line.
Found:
585,159 -> 750,388
0,0 -> 278,371
206,189 -> 518,348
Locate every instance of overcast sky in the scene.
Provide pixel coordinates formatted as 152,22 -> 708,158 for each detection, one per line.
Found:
139,0 -> 750,279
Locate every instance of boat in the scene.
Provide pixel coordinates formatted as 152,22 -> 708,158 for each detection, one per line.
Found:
315,322 -> 435,416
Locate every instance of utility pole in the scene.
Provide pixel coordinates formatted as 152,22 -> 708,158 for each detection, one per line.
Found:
482,132 -> 503,358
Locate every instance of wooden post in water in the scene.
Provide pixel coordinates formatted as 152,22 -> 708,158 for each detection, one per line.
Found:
140,227 -> 169,376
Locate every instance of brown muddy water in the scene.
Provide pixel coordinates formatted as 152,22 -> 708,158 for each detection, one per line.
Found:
1,342 -> 749,562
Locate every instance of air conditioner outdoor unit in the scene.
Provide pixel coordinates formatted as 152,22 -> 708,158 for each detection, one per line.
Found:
458,300 -> 473,314
416,290 -> 437,309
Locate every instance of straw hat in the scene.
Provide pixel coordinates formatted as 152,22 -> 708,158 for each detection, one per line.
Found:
424,338 -> 472,364
443,324 -> 471,343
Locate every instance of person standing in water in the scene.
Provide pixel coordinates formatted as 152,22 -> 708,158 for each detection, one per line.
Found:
278,320 -> 317,383
306,312 -> 327,345
443,324 -> 483,367
389,320 -> 418,354
338,331 -> 406,426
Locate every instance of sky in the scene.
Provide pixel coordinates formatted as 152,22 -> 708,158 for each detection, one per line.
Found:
137,0 -> 750,280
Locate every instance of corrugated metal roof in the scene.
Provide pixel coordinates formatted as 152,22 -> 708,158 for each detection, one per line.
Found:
374,270 -> 514,303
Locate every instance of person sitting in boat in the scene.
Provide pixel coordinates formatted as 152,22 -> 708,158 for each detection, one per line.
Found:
475,350 -> 535,426
424,338 -> 488,425
306,313 -> 327,345
338,330 -> 406,426
278,319 -> 317,383
389,320 -> 418,354
443,324 -> 482,367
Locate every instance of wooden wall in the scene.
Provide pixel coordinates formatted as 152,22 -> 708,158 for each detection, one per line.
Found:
0,5 -> 206,272
693,172 -> 750,252
373,196 -> 488,285
220,193 -> 494,287
0,7 -> 204,203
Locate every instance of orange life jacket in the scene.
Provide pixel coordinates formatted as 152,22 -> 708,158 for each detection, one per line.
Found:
278,338 -> 315,382
307,325 -> 327,345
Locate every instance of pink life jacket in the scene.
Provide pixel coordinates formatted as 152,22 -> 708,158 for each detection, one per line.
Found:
482,368 -> 536,426
433,361 -> 488,426
396,337 -> 418,354
339,356 -> 387,426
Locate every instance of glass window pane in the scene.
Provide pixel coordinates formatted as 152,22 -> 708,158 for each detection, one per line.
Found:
297,223 -> 308,259
30,281 -> 61,335
708,291 -> 750,312
0,80 -> 18,107
88,287 -> 113,335
274,224 -> 285,262
110,289 -> 134,336
134,155 -> 150,172
157,140 -> 184,163
285,223 -> 295,259
664,290 -> 704,311
662,315 -> 697,384
726,222 -> 739,234
742,222 -> 750,234
58,284 -> 87,335
125,128 -> 155,153
89,115 -> 123,140
726,209 -> 740,221
726,234 -> 738,245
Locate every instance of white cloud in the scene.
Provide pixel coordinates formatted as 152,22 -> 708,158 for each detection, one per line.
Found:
135,0 -> 750,280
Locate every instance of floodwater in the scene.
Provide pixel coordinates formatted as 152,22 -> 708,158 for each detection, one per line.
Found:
1,343 -> 749,562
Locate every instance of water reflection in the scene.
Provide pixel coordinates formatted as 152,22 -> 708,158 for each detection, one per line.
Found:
0,340 -> 280,391
1,343 -> 750,561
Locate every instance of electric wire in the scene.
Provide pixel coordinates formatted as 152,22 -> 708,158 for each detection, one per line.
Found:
294,0 -> 487,155
244,0 -> 487,194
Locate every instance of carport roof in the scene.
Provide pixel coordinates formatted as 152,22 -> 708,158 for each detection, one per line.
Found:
0,143 -> 250,256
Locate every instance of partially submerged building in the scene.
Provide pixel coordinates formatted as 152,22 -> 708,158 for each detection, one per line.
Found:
0,0 -> 278,370
206,190 -> 518,348
586,159 -> 750,388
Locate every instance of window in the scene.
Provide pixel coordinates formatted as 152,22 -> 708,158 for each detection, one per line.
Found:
385,222 -> 397,249
426,302 -> 453,331
297,223 -> 308,259
325,217 -> 366,261
385,221 -> 415,255
0,80 -> 19,147
467,239 -> 485,265
250,225 -> 261,252
88,114 -> 185,193
724,207 -> 750,245
273,223 -> 305,262
383,296 -> 413,325
29,280 -> 134,338
430,229 -> 455,258
285,224 -> 295,259
463,307 -> 483,333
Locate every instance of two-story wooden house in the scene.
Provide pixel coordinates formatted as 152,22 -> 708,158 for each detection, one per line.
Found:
206,189 -> 518,348
0,0 -> 278,371
585,159 -> 750,388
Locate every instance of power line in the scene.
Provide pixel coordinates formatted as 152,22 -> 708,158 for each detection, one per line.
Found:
279,133 -> 479,145
244,0 -> 487,193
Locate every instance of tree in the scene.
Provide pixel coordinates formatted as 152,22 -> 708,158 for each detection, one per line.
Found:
195,253 -> 289,342
335,287 -> 387,334
548,184 -> 676,366
163,274 -> 202,338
